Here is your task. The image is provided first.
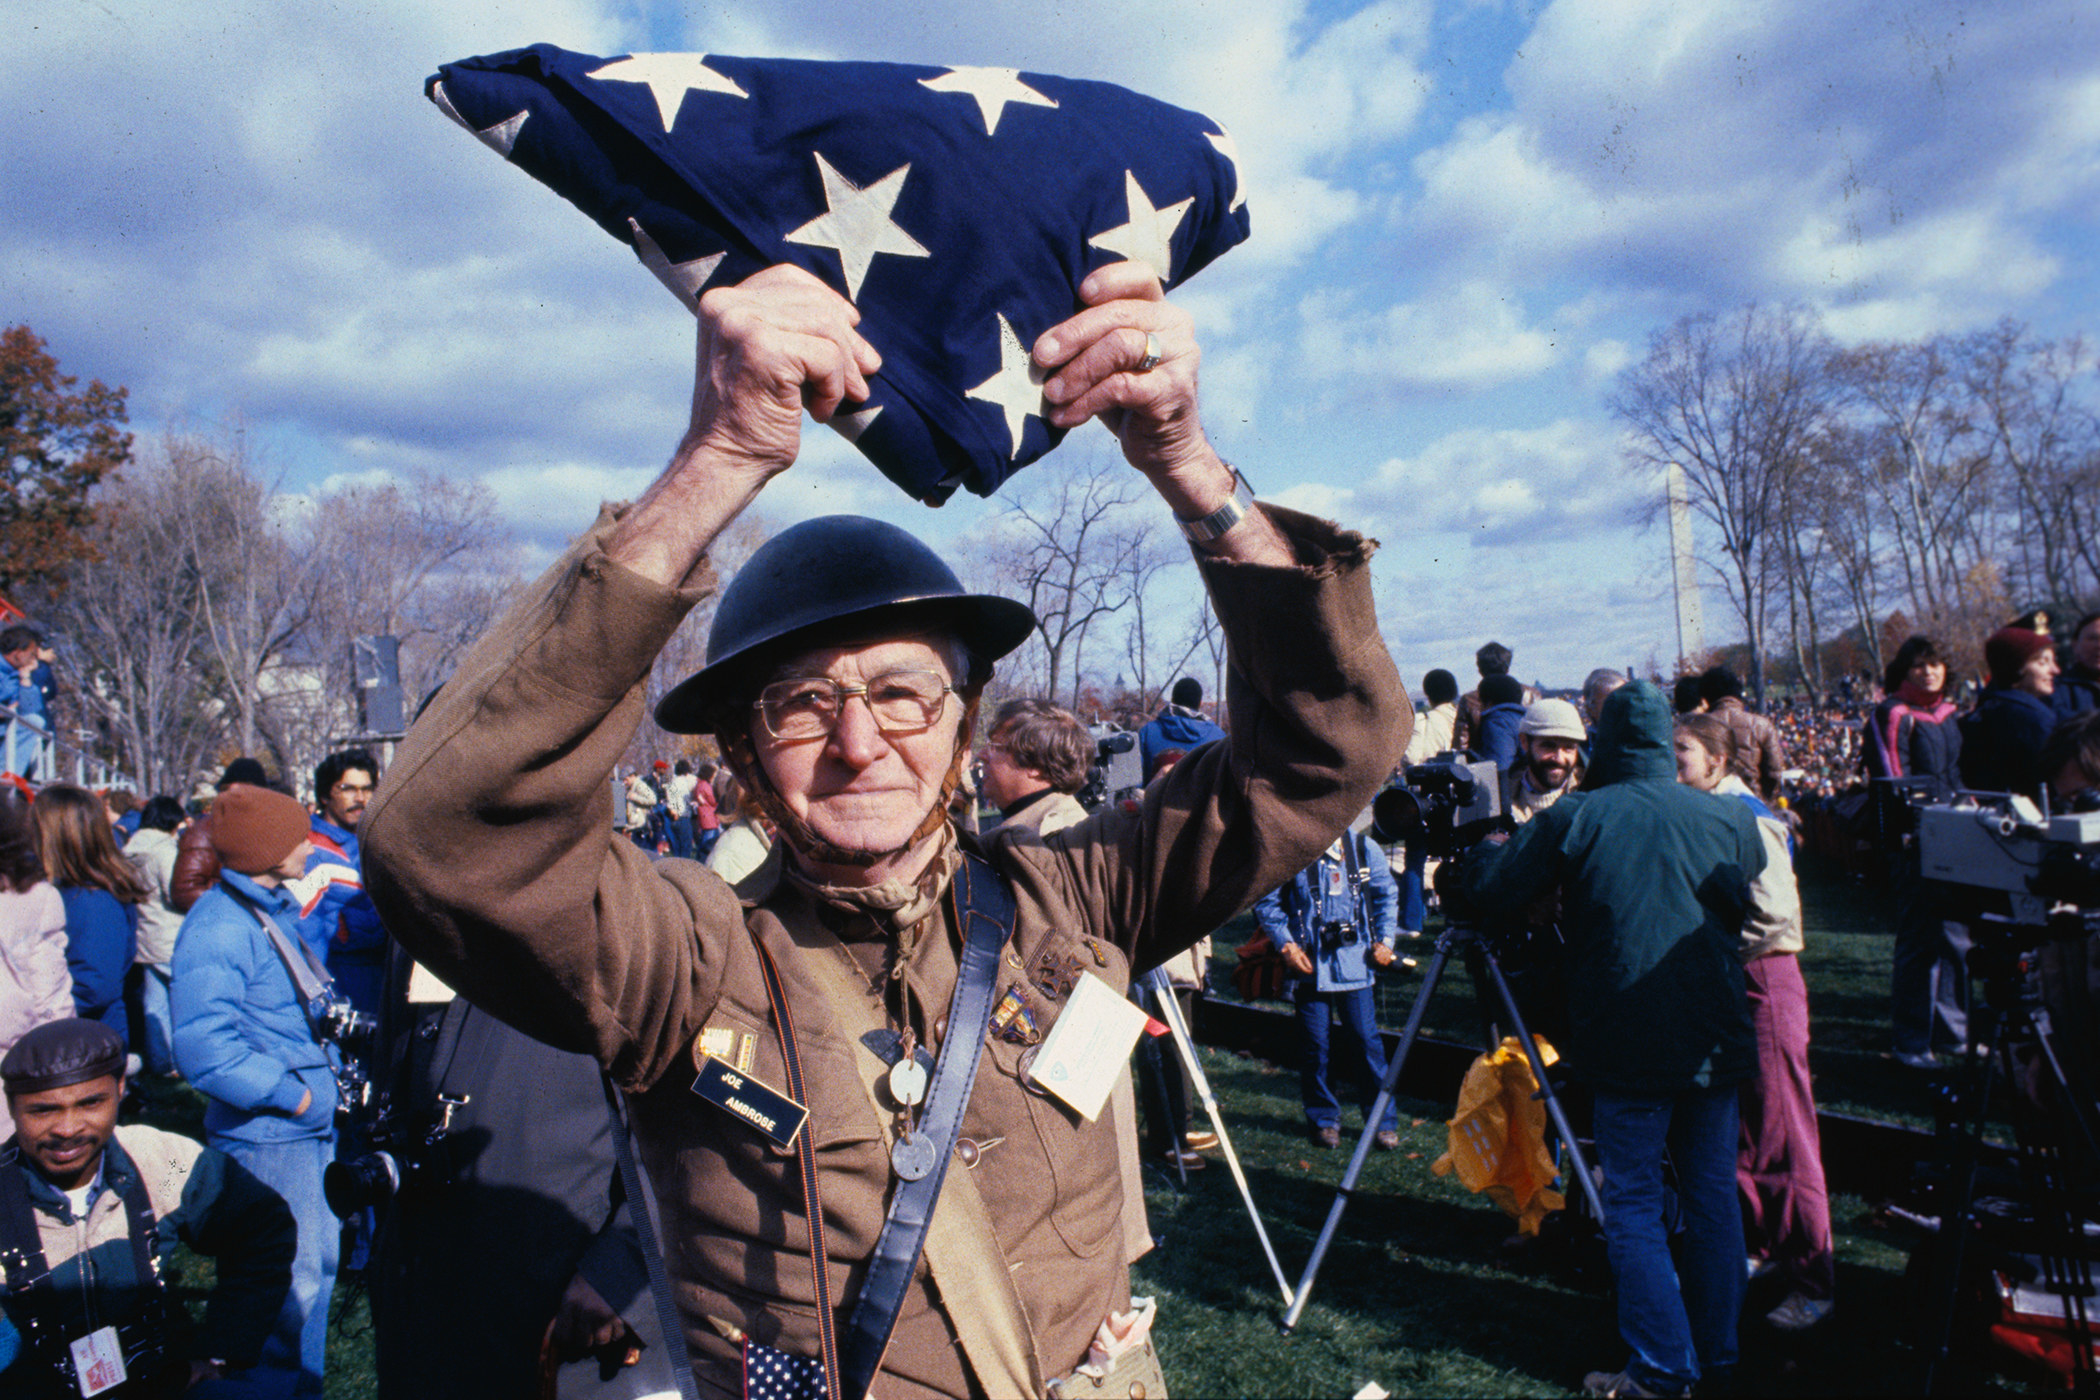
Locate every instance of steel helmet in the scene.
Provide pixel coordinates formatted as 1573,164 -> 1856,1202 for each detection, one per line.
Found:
655,515 -> 1036,734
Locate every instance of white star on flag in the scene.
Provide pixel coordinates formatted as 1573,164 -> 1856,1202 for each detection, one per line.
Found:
1087,170 -> 1194,284
628,219 -> 726,311
968,314 -> 1049,458
586,53 -> 747,131
1206,128 -> 1246,212
918,67 -> 1058,136
785,154 -> 930,300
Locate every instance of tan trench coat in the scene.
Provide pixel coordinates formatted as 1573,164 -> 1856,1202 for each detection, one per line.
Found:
360,503 -> 1406,1399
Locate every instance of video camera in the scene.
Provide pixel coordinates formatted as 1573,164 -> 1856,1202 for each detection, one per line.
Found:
1077,729 -> 1142,813
1916,795 -> 2100,927
1368,753 -> 1505,859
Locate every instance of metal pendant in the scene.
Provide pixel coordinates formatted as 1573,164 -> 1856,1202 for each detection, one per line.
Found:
891,1132 -> 939,1181
887,1057 -> 929,1108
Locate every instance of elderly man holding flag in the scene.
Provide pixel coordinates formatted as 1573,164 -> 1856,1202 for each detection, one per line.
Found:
366,50 -> 1405,1400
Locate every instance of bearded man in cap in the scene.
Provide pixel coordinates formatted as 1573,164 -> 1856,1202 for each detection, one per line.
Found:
170,784 -> 341,1398
361,263 -> 1407,1400
1503,698 -> 1587,824
0,1017 -> 295,1395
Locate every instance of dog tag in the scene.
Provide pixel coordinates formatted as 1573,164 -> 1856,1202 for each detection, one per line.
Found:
891,1132 -> 939,1181
887,1058 -> 929,1108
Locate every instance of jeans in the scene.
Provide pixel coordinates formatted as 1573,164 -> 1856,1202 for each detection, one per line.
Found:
1397,844 -> 1428,933
1292,982 -> 1397,1132
669,815 -> 695,859
210,1134 -> 338,1397
128,963 -> 176,1075
1592,1085 -> 1745,1392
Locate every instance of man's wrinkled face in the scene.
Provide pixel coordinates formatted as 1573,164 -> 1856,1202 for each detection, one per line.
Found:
1522,735 -> 1581,790
322,768 -> 376,831
751,638 -> 962,862
12,1075 -> 121,1189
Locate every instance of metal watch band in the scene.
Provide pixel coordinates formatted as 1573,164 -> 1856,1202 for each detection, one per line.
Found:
1175,468 -> 1255,544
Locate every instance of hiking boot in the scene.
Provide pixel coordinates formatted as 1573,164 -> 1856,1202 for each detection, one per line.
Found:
1581,1370 -> 1687,1398
1312,1124 -> 1341,1149
1767,1292 -> 1834,1331
1374,1129 -> 1401,1151
1184,1129 -> 1219,1151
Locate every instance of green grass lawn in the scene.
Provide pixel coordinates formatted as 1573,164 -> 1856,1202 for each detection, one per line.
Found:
131,853 -> 2058,1396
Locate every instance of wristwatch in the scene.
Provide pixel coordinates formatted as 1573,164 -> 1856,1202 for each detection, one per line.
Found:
1174,467 -> 1255,544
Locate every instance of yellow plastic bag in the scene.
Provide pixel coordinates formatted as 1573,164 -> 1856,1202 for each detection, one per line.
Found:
1431,1034 -> 1567,1235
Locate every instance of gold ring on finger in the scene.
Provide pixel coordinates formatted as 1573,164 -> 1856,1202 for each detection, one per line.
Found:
1135,332 -> 1163,374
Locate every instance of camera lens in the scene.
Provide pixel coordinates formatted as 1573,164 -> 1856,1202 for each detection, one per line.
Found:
323,1152 -> 401,1218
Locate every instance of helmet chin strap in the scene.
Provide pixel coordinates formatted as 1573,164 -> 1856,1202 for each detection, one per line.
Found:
719,691 -> 982,871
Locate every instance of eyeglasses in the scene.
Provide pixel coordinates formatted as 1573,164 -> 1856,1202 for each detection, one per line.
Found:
753,670 -> 954,741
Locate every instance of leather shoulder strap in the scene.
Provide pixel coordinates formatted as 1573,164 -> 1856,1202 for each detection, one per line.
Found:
839,851 -> 1015,1400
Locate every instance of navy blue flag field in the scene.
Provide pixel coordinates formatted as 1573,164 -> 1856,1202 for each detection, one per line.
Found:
427,44 -> 1250,505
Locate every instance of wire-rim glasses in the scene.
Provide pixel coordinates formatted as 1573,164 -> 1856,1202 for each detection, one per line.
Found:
753,670 -> 955,741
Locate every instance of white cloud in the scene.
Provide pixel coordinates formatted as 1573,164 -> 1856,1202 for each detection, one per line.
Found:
1350,417 -> 1637,543
1297,281 -> 1561,391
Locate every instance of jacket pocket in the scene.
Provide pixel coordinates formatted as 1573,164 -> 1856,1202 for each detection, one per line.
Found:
982,1030 -> 1121,1258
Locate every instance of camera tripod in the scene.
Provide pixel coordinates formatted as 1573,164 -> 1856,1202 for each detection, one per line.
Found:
1280,921 -> 1607,1331
1914,910 -> 2100,1393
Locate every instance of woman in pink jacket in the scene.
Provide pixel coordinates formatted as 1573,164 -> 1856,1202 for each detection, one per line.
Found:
0,787 -> 74,1136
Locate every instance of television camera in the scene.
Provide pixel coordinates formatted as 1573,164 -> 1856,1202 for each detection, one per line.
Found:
1367,753 -> 1505,859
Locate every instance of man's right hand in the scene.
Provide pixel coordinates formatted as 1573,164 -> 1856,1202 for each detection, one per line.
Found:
682,265 -> 882,475
1282,943 -> 1315,977
606,265 -> 882,590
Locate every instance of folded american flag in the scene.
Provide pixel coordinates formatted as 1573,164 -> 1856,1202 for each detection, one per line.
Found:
428,44 -> 1250,504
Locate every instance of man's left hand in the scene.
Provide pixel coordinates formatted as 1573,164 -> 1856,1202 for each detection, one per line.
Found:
548,1273 -> 631,1359
1033,263 -> 1218,493
1370,943 -> 1396,968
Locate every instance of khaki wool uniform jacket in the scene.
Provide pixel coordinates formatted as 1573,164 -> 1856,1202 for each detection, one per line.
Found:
359,503 -> 1406,1400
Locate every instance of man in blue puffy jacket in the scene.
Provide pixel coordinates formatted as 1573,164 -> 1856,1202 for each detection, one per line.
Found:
1255,829 -> 1402,1150
171,784 -> 340,1398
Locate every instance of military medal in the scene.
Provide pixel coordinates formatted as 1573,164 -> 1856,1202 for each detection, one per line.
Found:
989,986 -> 1041,1046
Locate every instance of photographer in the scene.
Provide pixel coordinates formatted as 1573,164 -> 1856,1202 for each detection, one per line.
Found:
170,785 -> 342,1398
1467,682 -> 1765,1399
1255,831 -> 1403,1150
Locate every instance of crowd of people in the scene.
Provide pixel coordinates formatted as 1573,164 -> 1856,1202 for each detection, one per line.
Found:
3,250 -> 2100,1400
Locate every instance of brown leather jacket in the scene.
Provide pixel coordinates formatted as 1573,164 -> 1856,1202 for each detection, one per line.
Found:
171,816 -> 219,913
361,503 -> 1407,1399
1711,695 -> 1791,803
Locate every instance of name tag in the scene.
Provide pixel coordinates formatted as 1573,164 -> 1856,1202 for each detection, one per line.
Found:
691,1056 -> 808,1150
70,1326 -> 125,1397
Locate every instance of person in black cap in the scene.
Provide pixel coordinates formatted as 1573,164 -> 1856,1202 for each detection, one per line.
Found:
0,1018 -> 294,1395
1136,676 -> 1225,779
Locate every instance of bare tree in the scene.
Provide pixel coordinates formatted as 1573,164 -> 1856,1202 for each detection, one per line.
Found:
25,438 -> 220,793
1612,305 -> 1838,700
991,450 -> 1148,708
1962,321 -> 2100,609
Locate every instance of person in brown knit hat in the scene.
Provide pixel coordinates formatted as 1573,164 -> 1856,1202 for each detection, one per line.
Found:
207,784 -> 313,879
171,781 -> 336,1394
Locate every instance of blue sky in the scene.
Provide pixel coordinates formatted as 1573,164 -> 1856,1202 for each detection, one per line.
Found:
6,0 -> 2096,689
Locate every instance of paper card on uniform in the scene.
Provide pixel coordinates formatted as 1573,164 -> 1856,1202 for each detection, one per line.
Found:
1028,972 -> 1148,1121
405,960 -> 456,1004
70,1325 -> 127,1396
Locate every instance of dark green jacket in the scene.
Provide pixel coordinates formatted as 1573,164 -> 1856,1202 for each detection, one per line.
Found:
1466,681 -> 1765,1096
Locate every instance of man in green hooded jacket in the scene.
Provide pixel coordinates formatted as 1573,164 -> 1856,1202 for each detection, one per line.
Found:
1467,680 -> 1766,1399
